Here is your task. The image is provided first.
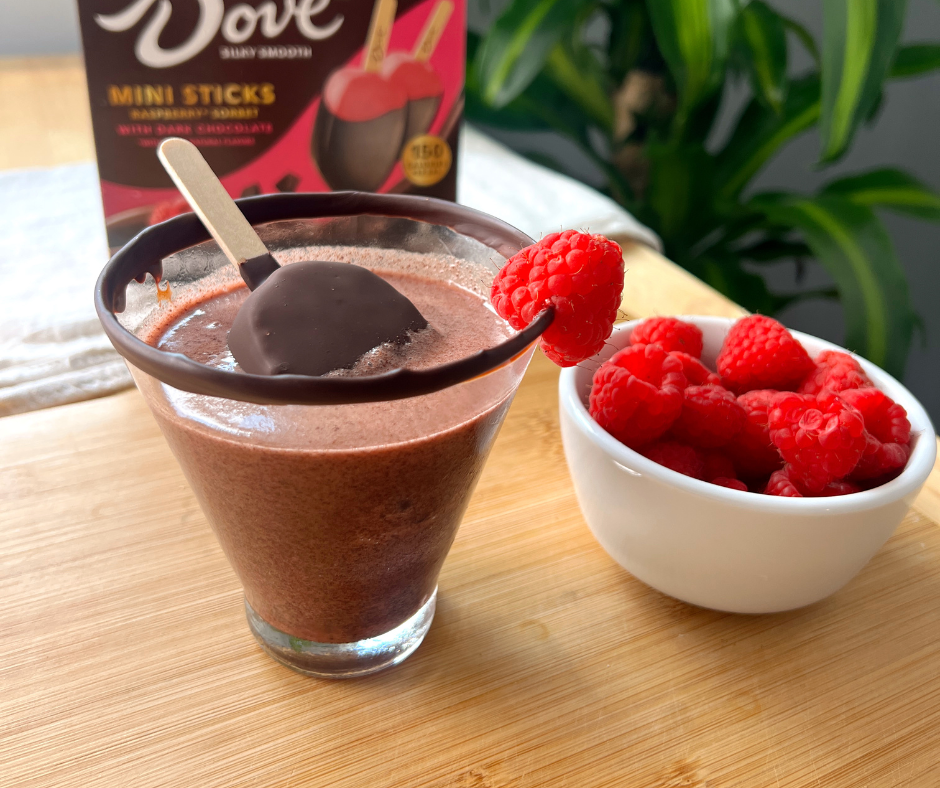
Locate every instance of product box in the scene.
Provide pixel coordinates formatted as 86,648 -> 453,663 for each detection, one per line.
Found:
75,0 -> 465,250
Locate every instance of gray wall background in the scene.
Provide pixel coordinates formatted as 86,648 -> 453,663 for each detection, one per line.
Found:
4,0 -> 939,420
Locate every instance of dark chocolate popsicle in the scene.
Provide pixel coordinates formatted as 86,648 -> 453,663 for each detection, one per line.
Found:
228,261 -> 427,376
312,67 -> 407,191
382,53 -> 442,142
381,1 -> 452,142
311,0 -> 405,192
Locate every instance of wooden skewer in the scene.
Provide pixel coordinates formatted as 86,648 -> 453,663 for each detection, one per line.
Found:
413,0 -> 454,62
363,0 -> 398,72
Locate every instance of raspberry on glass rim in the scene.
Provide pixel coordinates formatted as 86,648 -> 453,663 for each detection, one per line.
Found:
490,229 -> 625,367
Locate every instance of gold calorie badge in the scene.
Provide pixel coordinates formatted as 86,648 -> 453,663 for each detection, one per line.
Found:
401,135 -> 452,187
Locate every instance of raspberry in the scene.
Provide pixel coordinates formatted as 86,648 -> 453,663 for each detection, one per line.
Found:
838,388 -> 911,481
632,317 -> 703,357
839,388 -> 911,445
851,437 -> 910,481
149,197 -> 191,225
589,343 -> 687,448
820,480 -> 862,496
765,469 -> 803,497
717,315 -> 814,393
670,385 -> 746,448
725,390 -> 783,479
669,351 -> 721,386
767,391 -> 867,493
799,350 -> 873,395
642,440 -> 704,479
491,230 -> 624,366
712,477 -> 748,491
702,451 -> 736,482
765,468 -> 861,497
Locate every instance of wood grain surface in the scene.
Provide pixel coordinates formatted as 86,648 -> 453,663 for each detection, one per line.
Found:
0,56 -> 95,170
3,56 -> 940,788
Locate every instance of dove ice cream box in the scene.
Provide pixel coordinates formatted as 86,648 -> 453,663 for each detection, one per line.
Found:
76,0 -> 464,250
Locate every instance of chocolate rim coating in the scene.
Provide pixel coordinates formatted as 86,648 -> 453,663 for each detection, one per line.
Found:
94,192 -> 554,405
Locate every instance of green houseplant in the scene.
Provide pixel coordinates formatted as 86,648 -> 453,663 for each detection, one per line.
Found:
467,0 -> 940,377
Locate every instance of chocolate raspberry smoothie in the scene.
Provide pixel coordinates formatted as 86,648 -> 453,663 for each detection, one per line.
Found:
96,193 -> 549,677
132,245 -> 522,655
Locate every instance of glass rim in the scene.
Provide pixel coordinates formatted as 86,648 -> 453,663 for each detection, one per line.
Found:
94,192 -> 552,405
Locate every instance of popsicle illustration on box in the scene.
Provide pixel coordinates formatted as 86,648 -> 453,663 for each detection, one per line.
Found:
383,0 -> 452,142
312,0 -> 452,191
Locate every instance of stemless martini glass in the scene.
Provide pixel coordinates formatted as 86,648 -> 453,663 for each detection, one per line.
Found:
95,193 -> 549,678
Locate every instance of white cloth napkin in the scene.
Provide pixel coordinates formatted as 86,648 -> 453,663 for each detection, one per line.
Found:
0,126 -> 659,417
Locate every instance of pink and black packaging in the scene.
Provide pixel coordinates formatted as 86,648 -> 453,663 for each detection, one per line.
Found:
75,0 -> 465,250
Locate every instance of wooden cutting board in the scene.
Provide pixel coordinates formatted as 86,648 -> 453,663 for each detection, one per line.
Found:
3,241 -> 940,787
3,56 -> 940,788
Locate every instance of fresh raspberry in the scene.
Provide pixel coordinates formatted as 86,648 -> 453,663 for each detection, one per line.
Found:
670,385 -> 746,448
716,315 -> 814,393
491,230 -> 624,366
799,350 -> 873,395
765,469 -> 803,497
820,480 -> 862,496
712,477 -> 747,491
765,468 -> 861,498
767,391 -> 867,493
725,390 -> 783,479
669,351 -> 721,386
589,343 -> 687,448
839,388 -> 911,481
641,440 -> 704,479
149,197 -> 191,225
702,450 -> 737,482
632,317 -> 703,357
851,437 -> 910,481
839,388 -> 911,445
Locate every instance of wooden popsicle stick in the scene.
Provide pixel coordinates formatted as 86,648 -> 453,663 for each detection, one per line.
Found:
157,138 -> 279,289
363,0 -> 398,72
413,0 -> 453,62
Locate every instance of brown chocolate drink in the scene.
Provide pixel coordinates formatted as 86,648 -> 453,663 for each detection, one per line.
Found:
133,245 -> 522,644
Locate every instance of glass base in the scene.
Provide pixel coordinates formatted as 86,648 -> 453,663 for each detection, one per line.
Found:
245,588 -> 437,678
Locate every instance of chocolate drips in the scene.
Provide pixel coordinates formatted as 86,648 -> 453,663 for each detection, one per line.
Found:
228,261 -> 428,376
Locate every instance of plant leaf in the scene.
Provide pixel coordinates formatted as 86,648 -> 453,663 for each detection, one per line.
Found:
691,255 -> 792,314
822,168 -> 940,221
473,0 -> 593,108
646,142 -> 715,250
544,38 -> 614,132
646,0 -> 736,128
466,33 -> 556,132
714,75 -> 820,199
819,0 -> 906,163
752,193 -> 916,376
607,0 -> 653,83
889,44 -> 940,79
736,0 -> 788,114
779,14 -> 821,69
734,237 -> 815,262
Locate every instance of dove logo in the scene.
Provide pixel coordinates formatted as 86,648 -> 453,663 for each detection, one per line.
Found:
95,0 -> 344,68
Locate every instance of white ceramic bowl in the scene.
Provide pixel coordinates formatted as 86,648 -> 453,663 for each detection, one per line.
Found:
559,316 -> 937,613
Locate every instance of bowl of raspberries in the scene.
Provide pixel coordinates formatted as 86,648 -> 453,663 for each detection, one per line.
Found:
558,314 -> 936,613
